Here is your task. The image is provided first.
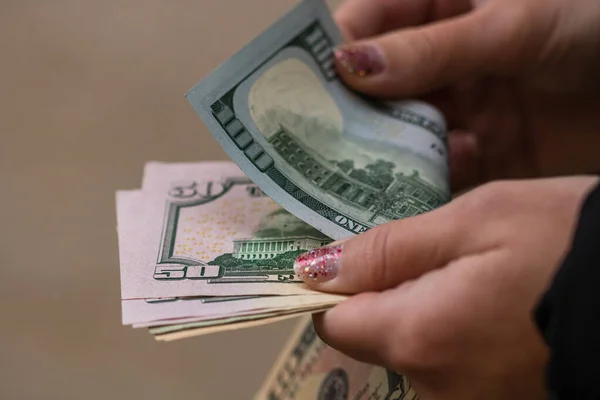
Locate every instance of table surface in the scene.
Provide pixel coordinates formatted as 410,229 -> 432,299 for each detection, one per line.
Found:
0,1 -> 341,398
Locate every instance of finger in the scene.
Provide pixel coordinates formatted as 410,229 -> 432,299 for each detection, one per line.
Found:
448,130 -> 482,191
312,250 -> 507,373
417,79 -> 480,128
413,87 -> 483,190
334,0 -> 473,41
293,195 -> 484,294
313,274 -> 449,372
312,291 -> 401,368
333,2 -> 543,97
334,0 -> 429,41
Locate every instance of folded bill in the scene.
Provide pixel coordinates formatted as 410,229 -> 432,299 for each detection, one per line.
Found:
186,0 -> 450,241
123,293 -> 345,327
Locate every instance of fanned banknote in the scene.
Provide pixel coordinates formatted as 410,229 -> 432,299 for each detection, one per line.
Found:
186,0 -> 450,241
153,313 -> 314,342
124,294 -> 344,328
254,316 -> 419,400
116,162 -> 347,334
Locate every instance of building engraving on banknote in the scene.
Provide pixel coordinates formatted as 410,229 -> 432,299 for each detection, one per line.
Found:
152,177 -> 331,283
267,126 -> 447,222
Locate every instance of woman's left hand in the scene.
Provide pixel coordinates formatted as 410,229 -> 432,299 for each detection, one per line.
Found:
294,176 -> 598,400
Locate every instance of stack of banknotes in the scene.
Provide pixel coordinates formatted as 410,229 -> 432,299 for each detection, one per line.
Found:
116,0 -> 452,398
117,160 -> 348,340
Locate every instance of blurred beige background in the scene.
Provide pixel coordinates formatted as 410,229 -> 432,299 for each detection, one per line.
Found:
0,0 -> 341,398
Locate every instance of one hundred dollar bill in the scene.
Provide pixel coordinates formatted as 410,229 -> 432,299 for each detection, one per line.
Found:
186,0 -> 450,241
254,316 -> 419,400
118,163 -> 346,300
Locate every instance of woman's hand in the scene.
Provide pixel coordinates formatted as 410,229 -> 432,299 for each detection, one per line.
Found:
294,176 -> 598,399
332,0 -> 600,190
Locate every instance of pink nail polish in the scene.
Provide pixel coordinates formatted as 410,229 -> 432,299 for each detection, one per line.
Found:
334,44 -> 386,77
294,244 -> 344,283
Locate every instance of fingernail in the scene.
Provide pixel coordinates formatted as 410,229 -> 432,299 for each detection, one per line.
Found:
294,244 -> 344,284
334,43 -> 386,77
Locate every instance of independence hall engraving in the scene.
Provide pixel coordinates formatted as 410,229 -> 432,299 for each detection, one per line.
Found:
268,126 -> 447,220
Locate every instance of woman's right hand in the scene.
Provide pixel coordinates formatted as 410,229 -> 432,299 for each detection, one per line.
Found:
332,0 -> 600,190
294,175 -> 599,399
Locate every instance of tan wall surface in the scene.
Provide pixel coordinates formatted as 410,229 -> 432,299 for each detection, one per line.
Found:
0,1 -> 341,399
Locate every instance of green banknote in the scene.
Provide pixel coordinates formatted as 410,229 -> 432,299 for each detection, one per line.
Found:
186,0 -> 450,240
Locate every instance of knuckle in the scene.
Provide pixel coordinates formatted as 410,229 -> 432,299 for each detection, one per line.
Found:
383,28 -> 444,92
478,1 -> 538,70
459,180 -> 514,217
409,29 -> 444,76
362,225 -> 395,290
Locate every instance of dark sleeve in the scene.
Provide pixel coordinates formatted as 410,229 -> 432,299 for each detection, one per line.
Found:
534,182 -> 600,399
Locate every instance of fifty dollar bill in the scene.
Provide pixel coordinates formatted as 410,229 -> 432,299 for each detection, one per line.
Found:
118,162 -> 350,300
186,0 -> 450,241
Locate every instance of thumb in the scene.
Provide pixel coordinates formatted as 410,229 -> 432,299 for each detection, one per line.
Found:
293,201 -> 476,294
333,2 -> 543,97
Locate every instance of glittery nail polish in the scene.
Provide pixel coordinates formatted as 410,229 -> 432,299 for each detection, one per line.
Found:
334,44 -> 386,77
294,244 -> 344,283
